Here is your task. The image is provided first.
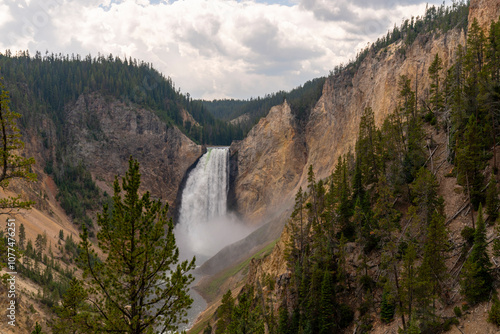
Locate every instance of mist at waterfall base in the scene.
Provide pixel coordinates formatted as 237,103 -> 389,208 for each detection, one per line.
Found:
174,147 -> 253,265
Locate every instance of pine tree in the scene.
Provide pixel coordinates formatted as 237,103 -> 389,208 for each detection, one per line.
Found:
464,18 -> 486,120
216,290 -> 235,334
486,174 -> 499,222
357,107 -> 381,184
428,53 -> 444,114
380,283 -> 396,323
78,157 -> 195,333
51,278 -> 90,334
31,322 -> 44,334
410,167 -> 442,223
399,75 -> 426,182
18,223 -> 25,250
332,157 -> 353,238
318,270 -> 336,334
0,78 -> 36,210
456,116 -> 486,211
445,44 -> 466,162
460,205 -> 493,304
418,210 -> 448,321
373,176 -> 400,243
400,242 -> 418,325
227,286 -> 265,334
488,295 -> 500,326
277,306 -> 291,334
203,324 -> 213,334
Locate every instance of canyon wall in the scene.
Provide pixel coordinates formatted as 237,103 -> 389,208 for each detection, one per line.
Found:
64,93 -> 203,204
469,0 -> 500,32
231,28 -> 466,225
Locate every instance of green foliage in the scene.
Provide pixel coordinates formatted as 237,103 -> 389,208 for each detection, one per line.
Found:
380,289 -> 396,323
203,324 -> 213,334
357,107 -> 382,185
18,223 -> 25,250
76,157 -> 195,333
216,290 -> 234,334
411,167 -> 442,222
488,296 -> 500,326
277,306 -> 291,334
51,278 -> 90,333
201,77 -> 326,133
54,162 -> 100,231
332,1 -> 468,77
455,116 -> 487,209
405,318 -> 421,334
486,174 -> 499,222
205,8 -> 500,333
428,53 -> 444,114
0,77 -> 36,210
461,226 -> 475,246
31,322 -> 44,334
0,51 -> 242,146
226,286 -> 265,334
453,306 -> 462,318
318,270 -> 336,333
460,205 -> 493,304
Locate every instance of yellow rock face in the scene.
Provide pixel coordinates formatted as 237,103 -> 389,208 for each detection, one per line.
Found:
469,0 -> 500,33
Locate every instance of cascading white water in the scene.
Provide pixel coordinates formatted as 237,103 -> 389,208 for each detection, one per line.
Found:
176,147 -> 250,261
175,147 -> 253,331
178,147 -> 229,228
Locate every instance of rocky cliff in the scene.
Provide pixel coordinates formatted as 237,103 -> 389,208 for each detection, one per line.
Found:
469,0 -> 500,32
63,93 -> 202,205
0,92 -> 203,333
230,101 -> 307,222
231,28 -> 466,226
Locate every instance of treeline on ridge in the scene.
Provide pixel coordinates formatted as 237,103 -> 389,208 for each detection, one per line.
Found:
201,77 -> 326,134
0,51 -> 243,146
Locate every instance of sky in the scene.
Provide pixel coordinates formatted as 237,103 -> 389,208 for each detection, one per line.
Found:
0,0 -> 444,100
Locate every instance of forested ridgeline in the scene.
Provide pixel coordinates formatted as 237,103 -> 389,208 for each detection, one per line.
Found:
201,77 -> 326,133
202,16 -> 500,334
0,51 -> 243,146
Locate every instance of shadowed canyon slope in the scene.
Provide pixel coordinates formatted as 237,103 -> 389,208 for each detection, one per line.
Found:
26,92 -> 203,207
64,93 -> 203,203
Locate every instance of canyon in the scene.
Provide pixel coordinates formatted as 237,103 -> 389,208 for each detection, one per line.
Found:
0,0 -> 499,333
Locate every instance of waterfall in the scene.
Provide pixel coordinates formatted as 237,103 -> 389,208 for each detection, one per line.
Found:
178,147 -> 229,232
176,147 -> 249,261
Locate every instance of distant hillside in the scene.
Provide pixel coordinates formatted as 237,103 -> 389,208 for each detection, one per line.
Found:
200,77 -> 326,134
0,52 -> 243,146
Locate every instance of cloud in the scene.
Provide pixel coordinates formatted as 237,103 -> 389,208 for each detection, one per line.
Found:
0,0 -> 444,99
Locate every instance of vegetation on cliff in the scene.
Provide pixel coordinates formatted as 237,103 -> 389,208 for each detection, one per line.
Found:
203,8 -> 500,334
0,49 -> 241,234
0,78 -> 37,210
201,77 -> 326,134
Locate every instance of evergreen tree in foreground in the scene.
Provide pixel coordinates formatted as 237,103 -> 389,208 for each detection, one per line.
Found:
0,78 -> 36,210
78,157 -> 195,333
